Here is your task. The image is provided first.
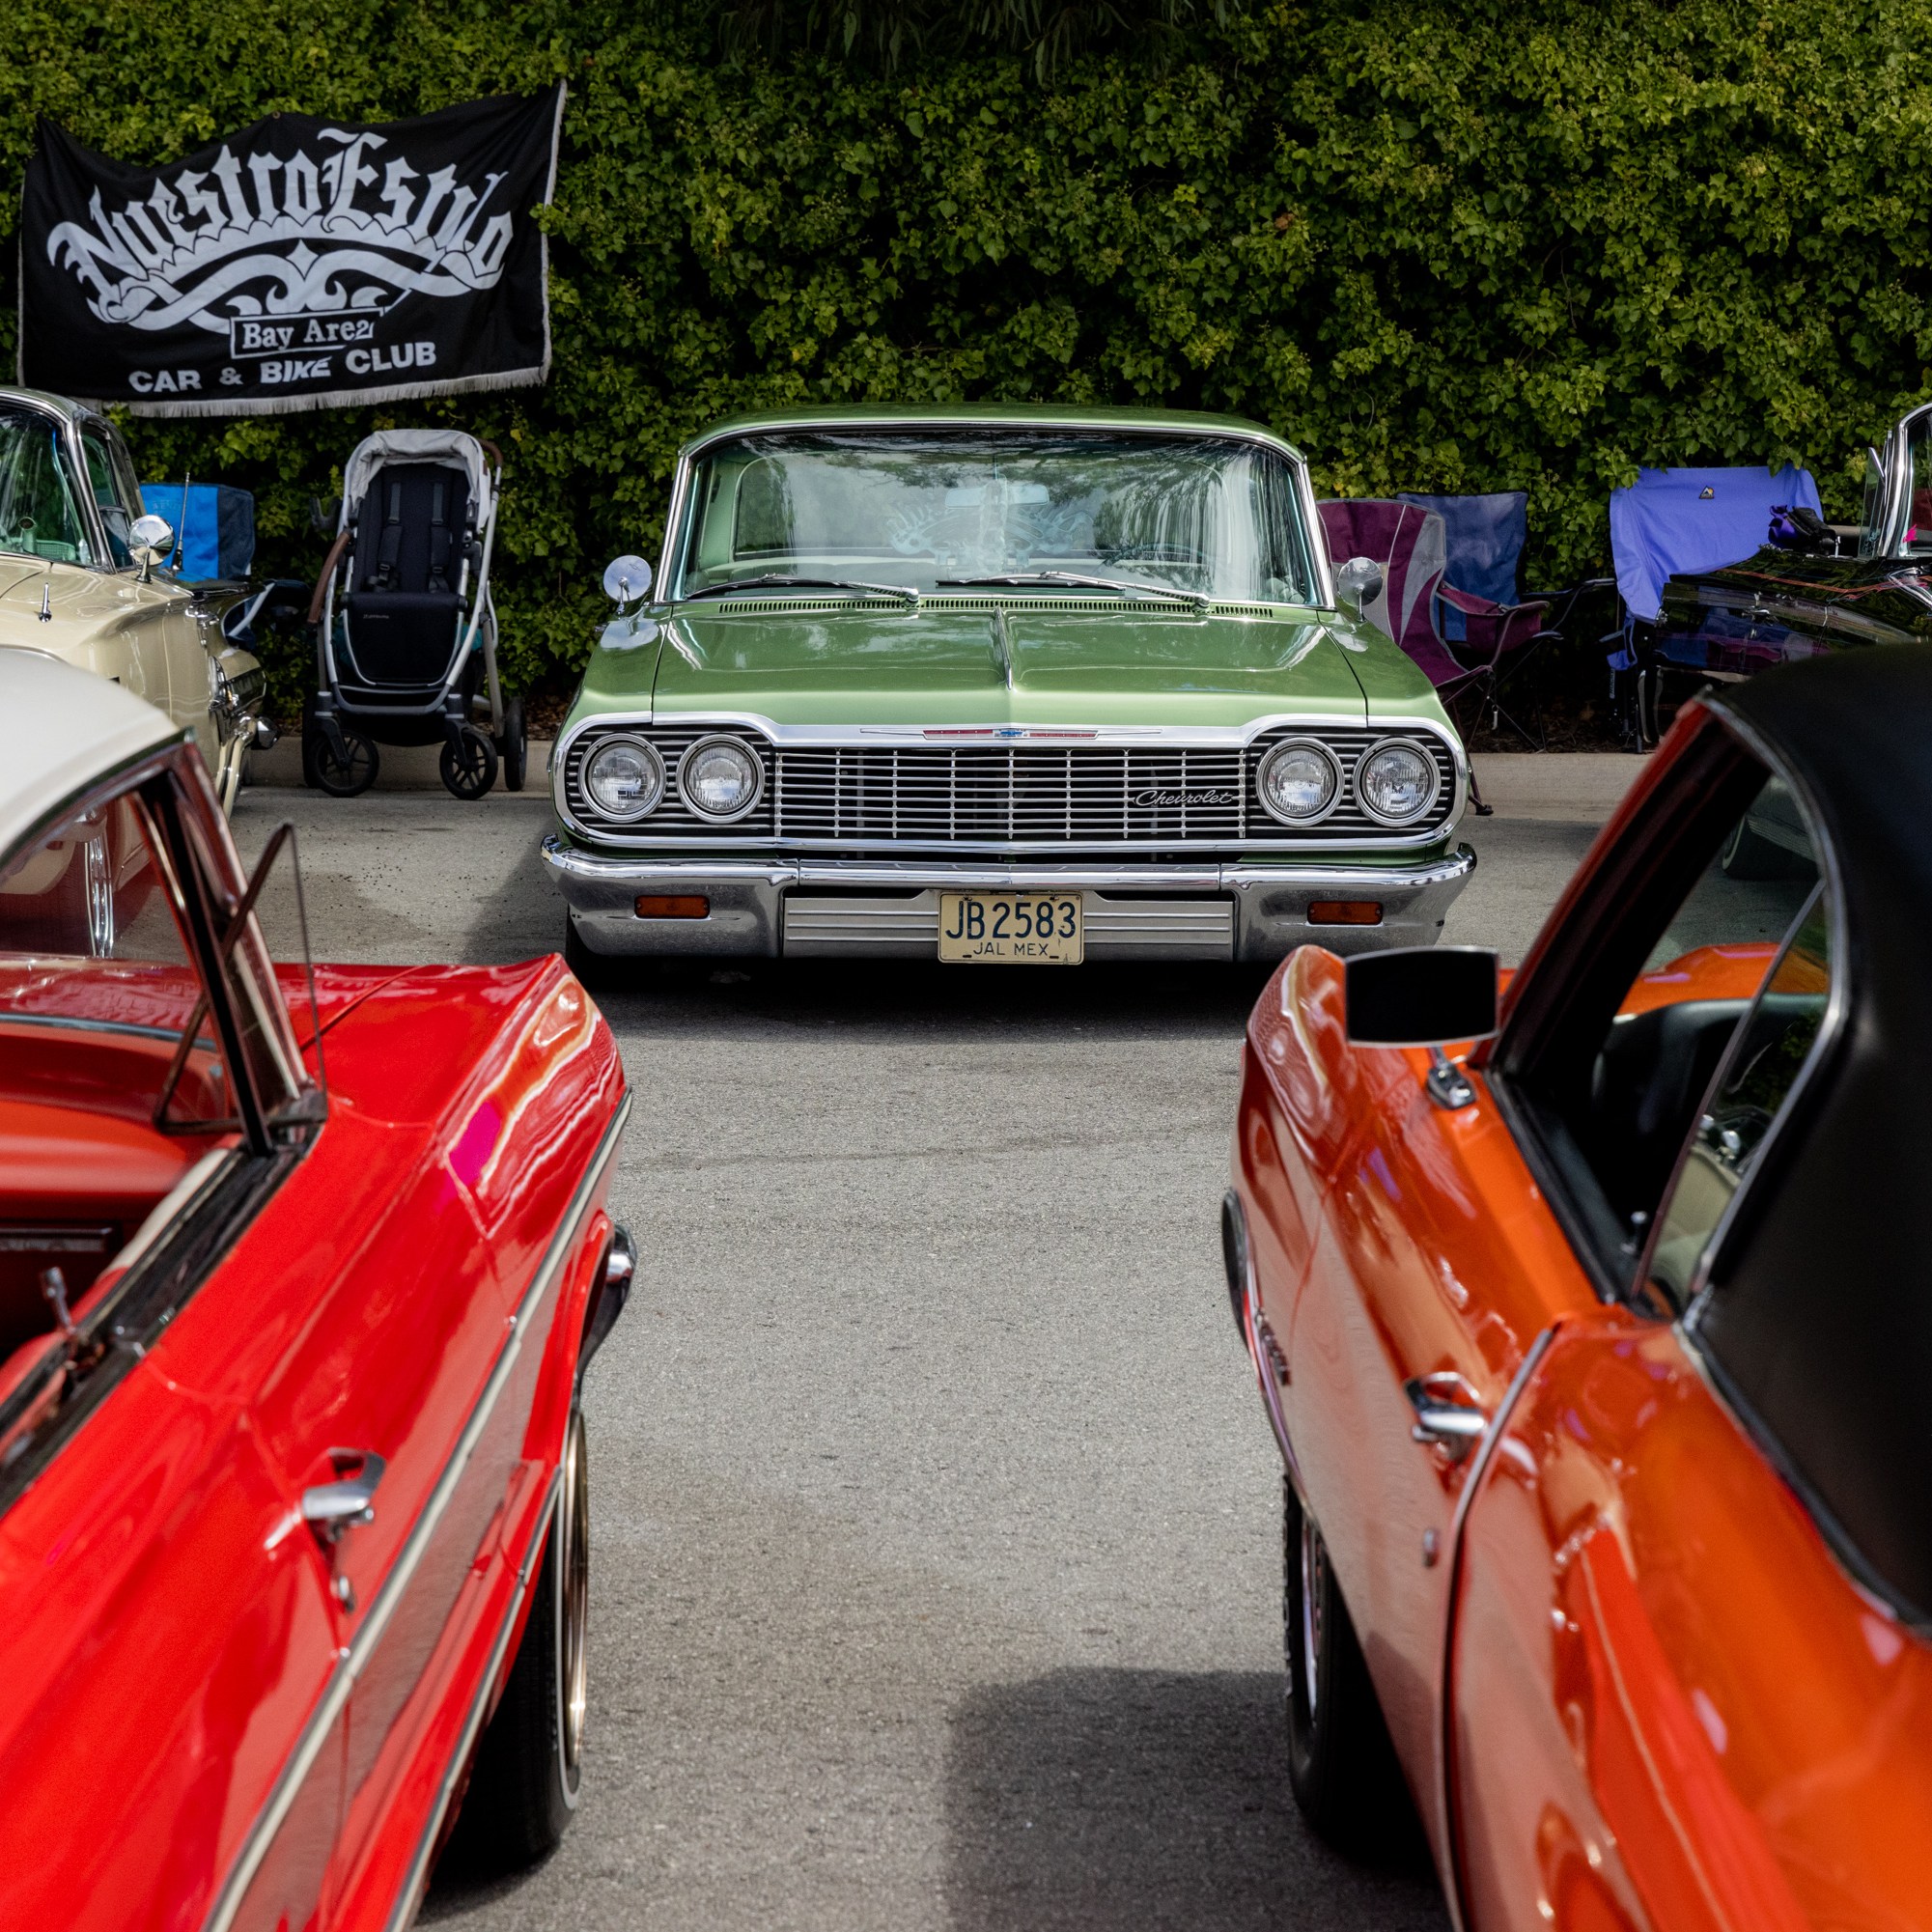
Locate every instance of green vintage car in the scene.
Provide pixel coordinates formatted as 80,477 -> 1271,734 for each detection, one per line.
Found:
545,406 -> 1475,969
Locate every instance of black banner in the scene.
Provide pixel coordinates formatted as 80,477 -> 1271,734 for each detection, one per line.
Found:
18,89 -> 565,417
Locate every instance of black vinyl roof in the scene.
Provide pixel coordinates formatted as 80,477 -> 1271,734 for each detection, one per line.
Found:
1699,644 -> 1932,1621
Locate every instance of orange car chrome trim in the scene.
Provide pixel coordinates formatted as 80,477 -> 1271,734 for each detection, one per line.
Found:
1438,1321 -> 1562,1932
1225,1188 -> 1305,1499
198,1090 -> 630,1932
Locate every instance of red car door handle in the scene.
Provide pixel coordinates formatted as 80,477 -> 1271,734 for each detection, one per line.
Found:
301,1448 -> 387,1544
1404,1374 -> 1487,1456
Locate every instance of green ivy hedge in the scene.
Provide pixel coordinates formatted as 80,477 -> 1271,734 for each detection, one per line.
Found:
7,0 -> 1930,707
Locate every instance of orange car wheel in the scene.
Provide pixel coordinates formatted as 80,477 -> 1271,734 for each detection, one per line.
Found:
1281,1473 -> 1419,1861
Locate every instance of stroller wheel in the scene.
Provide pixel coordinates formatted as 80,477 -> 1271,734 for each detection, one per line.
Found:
500,696 -> 527,793
441,722 -> 499,800
310,721 -> 379,798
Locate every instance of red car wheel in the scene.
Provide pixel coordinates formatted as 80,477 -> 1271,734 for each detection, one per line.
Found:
453,1405 -> 591,1866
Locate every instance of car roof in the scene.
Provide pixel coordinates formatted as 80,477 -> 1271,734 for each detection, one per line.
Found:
0,648 -> 179,857
678,403 -> 1306,462
1701,642 -> 1932,1620
0,386 -> 96,429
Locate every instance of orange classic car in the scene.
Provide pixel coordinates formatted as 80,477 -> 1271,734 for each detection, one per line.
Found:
1223,644 -> 1932,1929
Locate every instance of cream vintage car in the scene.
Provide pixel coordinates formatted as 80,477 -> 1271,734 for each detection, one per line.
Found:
0,387 -> 273,809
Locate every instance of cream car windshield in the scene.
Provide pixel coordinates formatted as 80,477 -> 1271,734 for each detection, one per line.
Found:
0,408 -> 97,567
676,431 -> 1319,603
81,427 -> 144,570
1902,412 -> 1932,557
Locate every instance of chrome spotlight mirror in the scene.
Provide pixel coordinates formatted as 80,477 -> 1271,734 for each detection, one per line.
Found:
1334,554 -> 1384,619
128,514 -> 174,583
602,554 -> 654,606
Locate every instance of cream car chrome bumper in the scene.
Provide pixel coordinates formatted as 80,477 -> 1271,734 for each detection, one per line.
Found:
543,838 -> 1476,963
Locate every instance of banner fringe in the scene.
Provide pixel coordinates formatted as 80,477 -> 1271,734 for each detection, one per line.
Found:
114,364 -> 547,420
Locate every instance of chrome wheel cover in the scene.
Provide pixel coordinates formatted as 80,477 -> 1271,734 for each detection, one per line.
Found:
1299,1510 -> 1323,1720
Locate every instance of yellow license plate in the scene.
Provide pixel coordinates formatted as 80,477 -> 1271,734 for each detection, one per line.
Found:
938,892 -> 1084,964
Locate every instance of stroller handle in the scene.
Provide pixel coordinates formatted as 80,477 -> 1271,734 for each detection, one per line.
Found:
307,528 -> 354,628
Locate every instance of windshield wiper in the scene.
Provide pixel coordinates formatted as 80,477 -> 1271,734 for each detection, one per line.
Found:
682,574 -> 920,608
935,571 -> 1206,611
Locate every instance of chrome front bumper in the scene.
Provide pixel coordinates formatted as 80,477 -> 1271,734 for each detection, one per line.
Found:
543,839 -> 1476,963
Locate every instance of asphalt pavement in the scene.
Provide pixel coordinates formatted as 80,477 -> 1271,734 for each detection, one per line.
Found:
230,751 -> 1637,1932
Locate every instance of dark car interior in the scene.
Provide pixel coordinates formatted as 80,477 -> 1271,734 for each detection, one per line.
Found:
1582,998 -> 1753,1226
1495,724 -> 1820,1294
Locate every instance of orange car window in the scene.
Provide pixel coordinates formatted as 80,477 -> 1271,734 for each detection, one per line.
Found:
1648,889 -> 1833,1309
1574,771 -> 1822,1262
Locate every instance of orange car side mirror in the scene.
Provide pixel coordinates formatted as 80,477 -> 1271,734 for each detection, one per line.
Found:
1345,945 -> 1499,1048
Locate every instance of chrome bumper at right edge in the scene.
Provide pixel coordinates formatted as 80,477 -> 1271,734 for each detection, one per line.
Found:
543,838 -> 1477,963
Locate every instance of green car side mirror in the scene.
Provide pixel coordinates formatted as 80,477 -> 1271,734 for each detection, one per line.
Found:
1334,554 -> 1384,619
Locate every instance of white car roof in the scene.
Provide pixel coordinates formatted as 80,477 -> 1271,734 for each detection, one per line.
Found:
0,648 -> 179,858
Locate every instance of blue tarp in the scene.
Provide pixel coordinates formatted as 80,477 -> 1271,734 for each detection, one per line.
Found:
1609,464 -> 1821,624
1397,490 -> 1527,640
139,482 -> 255,582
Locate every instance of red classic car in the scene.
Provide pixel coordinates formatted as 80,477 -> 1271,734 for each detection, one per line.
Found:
0,650 -> 630,1928
1225,644 -> 1932,1928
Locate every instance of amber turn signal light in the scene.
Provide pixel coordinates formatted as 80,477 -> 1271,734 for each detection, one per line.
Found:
1307,900 -> 1383,926
634,895 -> 709,919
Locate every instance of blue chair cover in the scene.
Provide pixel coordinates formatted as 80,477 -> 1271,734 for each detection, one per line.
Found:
1608,465 -> 1821,625
1396,490 -> 1528,640
139,482 -> 256,581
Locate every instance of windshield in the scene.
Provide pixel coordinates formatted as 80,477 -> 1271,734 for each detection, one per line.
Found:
1901,412 -> 1932,557
0,408 -> 96,567
674,430 -> 1320,604
81,426 -> 144,570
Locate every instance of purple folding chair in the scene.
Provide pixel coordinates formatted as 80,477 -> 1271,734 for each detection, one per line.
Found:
1395,489 -> 1564,745
1317,498 -> 1496,809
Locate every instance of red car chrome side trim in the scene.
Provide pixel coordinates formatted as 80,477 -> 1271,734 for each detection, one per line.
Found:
1437,1321 -> 1562,1932
199,1090 -> 631,1932
379,1465 -> 564,1932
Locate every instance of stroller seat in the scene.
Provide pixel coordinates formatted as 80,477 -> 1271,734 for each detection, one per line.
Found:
341,590 -> 466,686
341,461 -> 472,689
307,429 -> 522,800
351,462 -> 472,597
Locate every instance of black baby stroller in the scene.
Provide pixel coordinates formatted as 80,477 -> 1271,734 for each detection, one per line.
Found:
303,429 -> 525,798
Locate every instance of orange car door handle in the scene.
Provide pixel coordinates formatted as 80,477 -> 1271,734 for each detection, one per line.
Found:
1404,1374 -> 1487,1457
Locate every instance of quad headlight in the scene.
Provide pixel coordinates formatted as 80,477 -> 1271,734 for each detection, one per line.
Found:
1257,739 -> 1341,825
583,736 -> 665,820
679,735 -> 765,821
1356,739 -> 1441,826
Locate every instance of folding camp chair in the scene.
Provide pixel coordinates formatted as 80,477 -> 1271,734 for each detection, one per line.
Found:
1317,498 -> 1500,808
1607,463 -> 1823,744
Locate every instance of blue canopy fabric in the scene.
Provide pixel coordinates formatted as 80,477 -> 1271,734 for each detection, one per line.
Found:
1396,490 -> 1528,640
139,482 -> 256,582
1609,464 -> 1821,624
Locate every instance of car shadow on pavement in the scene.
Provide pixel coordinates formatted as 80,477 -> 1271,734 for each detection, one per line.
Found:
589,959 -> 1276,1045
943,1667 -> 1447,1932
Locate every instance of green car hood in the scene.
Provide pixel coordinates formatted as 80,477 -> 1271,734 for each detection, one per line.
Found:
578,602 -> 1422,730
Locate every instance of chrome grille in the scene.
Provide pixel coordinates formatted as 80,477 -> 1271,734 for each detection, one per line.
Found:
774,746 -> 1246,842
562,722 -> 1459,846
